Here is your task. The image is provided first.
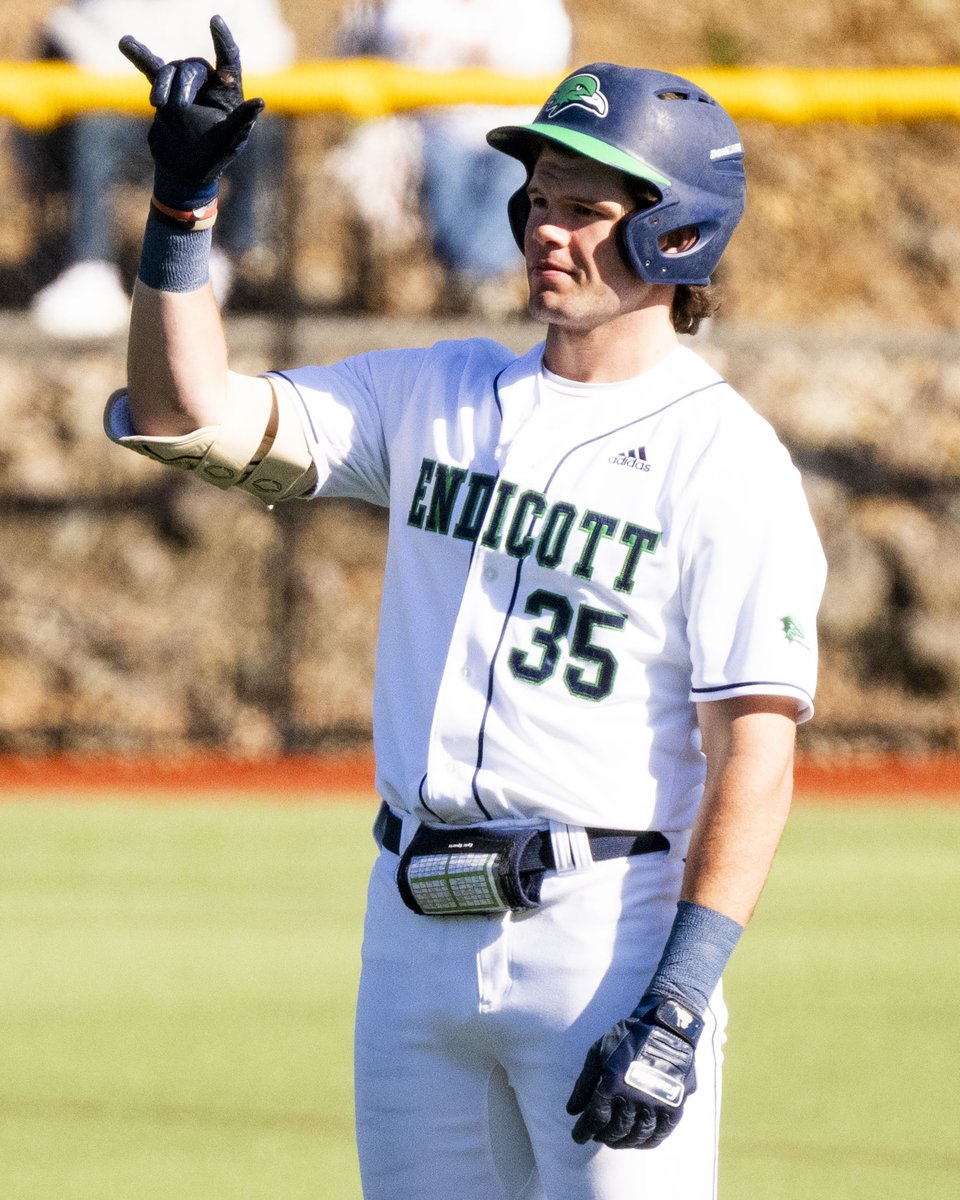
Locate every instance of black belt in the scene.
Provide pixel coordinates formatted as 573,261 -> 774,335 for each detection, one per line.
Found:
379,805 -> 669,866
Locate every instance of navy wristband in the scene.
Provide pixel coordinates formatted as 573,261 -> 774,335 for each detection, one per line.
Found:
138,213 -> 212,292
639,900 -> 744,1017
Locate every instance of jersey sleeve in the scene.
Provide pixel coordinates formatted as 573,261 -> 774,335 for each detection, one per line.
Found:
269,348 -> 429,507
680,421 -> 826,723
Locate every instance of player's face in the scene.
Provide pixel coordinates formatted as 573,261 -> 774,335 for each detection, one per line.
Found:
523,146 -> 654,329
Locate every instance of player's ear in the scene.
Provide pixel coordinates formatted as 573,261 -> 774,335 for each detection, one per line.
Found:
660,226 -> 699,254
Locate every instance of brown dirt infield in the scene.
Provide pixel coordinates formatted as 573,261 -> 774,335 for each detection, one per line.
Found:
1,754 -> 959,803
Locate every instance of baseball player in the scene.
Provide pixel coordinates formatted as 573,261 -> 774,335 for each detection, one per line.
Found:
105,17 -> 826,1200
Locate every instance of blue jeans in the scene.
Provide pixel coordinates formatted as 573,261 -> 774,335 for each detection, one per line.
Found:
420,117 -> 526,280
64,113 -> 284,264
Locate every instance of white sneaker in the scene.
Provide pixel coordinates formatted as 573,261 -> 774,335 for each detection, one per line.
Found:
31,260 -> 130,340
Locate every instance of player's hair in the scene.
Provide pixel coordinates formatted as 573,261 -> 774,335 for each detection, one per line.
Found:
672,284 -> 717,336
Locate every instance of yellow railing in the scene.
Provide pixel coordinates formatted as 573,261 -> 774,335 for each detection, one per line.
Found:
0,59 -> 959,129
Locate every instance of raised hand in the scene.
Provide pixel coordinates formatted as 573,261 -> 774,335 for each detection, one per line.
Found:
119,14 -> 265,213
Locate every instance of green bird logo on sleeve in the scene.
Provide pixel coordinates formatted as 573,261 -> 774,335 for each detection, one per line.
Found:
780,615 -> 810,649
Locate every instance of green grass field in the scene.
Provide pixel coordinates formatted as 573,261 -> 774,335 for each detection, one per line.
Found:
0,794 -> 956,1198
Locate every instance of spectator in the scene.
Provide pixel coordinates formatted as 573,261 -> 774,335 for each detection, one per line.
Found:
28,0 -> 295,340
332,0 -> 572,317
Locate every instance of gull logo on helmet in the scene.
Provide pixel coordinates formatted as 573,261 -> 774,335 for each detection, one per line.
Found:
544,73 -> 609,119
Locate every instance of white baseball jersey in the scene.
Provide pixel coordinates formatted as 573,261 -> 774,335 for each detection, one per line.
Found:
270,338 -> 826,837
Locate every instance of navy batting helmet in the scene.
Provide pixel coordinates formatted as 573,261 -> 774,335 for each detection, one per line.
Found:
487,63 -> 746,286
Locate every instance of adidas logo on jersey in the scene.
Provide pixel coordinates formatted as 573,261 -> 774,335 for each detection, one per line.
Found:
609,446 -> 650,471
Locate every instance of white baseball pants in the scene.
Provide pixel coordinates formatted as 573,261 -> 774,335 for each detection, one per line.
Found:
354,835 -> 726,1200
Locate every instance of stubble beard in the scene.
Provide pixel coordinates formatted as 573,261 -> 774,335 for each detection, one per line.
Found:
527,272 -> 622,332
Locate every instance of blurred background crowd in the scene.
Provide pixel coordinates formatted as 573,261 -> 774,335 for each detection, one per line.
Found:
11,0 -> 574,338
2,0 -> 959,336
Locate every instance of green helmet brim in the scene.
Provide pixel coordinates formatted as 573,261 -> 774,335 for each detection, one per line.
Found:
487,122 -> 672,190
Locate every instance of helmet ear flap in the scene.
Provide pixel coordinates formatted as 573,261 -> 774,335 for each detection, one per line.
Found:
507,186 -> 529,253
616,211 -> 646,277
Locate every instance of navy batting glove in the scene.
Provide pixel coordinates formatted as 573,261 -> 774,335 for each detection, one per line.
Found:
119,14 -> 264,211
566,995 -> 703,1150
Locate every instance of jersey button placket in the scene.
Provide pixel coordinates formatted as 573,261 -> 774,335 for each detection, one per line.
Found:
423,543 -> 510,818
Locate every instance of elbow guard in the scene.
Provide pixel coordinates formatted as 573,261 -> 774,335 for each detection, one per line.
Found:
103,383 -> 316,503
